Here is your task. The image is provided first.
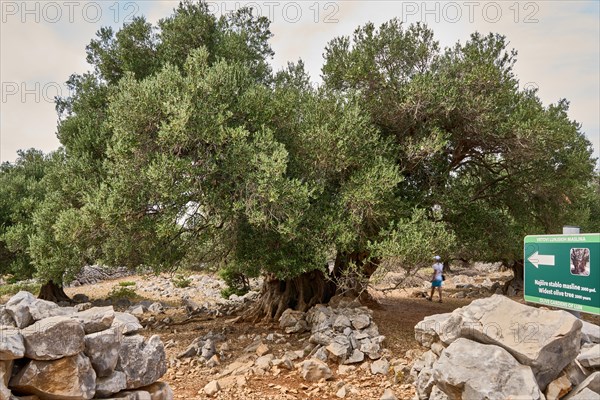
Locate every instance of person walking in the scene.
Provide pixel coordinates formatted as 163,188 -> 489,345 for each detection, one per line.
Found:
427,255 -> 444,303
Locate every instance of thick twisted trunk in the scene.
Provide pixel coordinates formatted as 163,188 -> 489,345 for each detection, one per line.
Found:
38,280 -> 71,303
246,251 -> 380,322
333,251 -> 379,301
503,259 -> 524,296
246,270 -> 337,323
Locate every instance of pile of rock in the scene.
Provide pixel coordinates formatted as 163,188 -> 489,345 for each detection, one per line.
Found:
68,265 -> 133,287
412,294 -> 600,400
1,291 -> 172,400
196,298 -> 392,398
279,298 -> 386,365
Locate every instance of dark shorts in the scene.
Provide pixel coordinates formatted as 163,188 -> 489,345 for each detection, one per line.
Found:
431,279 -> 443,288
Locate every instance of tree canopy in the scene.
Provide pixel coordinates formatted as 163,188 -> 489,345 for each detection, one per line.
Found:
0,2 -> 596,315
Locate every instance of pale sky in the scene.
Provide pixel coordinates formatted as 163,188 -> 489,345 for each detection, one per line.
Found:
1,1 -> 599,163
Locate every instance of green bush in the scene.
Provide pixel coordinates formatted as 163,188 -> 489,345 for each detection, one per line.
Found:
220,286 -> 248,299
171,274 -> 191,288
118,281 -> 136,287
219,269 -> 250,299
0,281 -> 42,297
108,285 -> 137,300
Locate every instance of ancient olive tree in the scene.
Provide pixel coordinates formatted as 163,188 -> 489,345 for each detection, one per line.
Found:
322,20 -> 597,292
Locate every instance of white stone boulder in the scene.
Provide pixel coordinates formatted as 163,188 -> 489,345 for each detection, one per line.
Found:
279,309 -> 308,334
96,370 -> 127,397
577,343 -> 600,369
0,326 -> 25,360
9,353 -> 96,399
299,358 -> 333,382
563,371 -> 600,400
84,328 -> 121,377
116,335 -> 167,389
74,306 -> 115,334
203,380 -> 220,397
0,306 -> 15,327
581,321 -> 600,344
432,338 -> 544,400
112,312 -> 143,335
21,316 -> 85,360
414,313 -> 452,348
1,360 -> 13,400
439,295 -> 582,389
141,381 -> 174,400
5,291 -> 37,328
4,292 -> 73,330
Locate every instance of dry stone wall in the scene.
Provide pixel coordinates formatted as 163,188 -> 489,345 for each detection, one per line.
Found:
0,291 -> 173,400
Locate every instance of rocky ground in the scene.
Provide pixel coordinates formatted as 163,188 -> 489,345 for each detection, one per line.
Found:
2,263 -> 598,399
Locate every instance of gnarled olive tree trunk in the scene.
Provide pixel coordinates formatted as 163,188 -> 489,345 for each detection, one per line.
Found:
503,259 -> 524,296
246,251 -> 379,322
38,280 -> 71,303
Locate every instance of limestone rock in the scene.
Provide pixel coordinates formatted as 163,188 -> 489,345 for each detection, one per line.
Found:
299,359 -> 333,382
312,346 -> 329,362
255,354 -> 274,370
415,313 -> 451,347
344,349 -> 365,364
109,390 -> 151,400
429,385 -> 449,400
545,374 -> 572,400
255,343 -> 269,357
141,382 -> 174,400
21,316 -> 85,360
379,388 -> 398,400
84,328 -> 121,377
371,358 -> 390,375
147,303 -> 164,314
5,291 -> 36,328
333,315 -> 352,331
415,367 -> 435,400
581,321 -> 600,344
1,360 -> 13,400
360,340 -> 382,360
437,295 -> 582,389
568,387 -> 599,400
112,312 -> 143,335
117,335 -> 167,389
203,380 -> 220,397
0,306 -> 15,327
326,341 -> 350,362
279,309 -> 308,334
9,353 -> 96,400
563,359 -> 591,387
433,338 -> 544,400
128,305 -> 145,317
96,370 -> 127,397
577,343 -> 600,369
0,326 -> 25,360
28,299 -> 71,321
74,306 -> 115,334
563,371 -> 600,400
350,313 -> 370,330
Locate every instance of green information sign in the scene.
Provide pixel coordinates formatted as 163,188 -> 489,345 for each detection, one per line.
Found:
524,233 -> 600,315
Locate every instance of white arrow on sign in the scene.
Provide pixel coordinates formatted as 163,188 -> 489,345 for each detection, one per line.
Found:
528,251 -> 555,269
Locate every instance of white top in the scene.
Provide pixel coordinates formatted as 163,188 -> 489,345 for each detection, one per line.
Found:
433,262 -> 443,280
